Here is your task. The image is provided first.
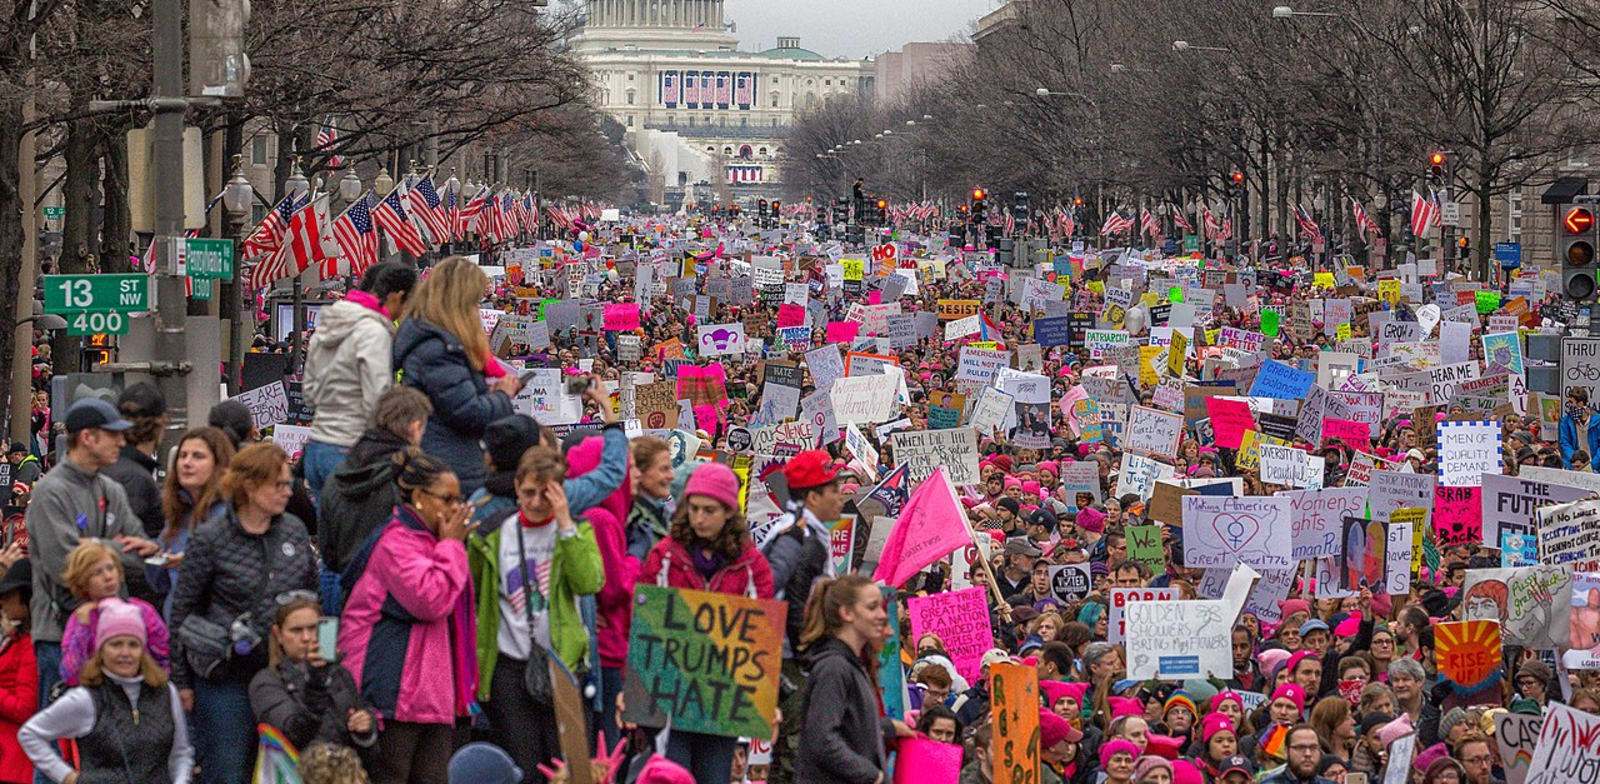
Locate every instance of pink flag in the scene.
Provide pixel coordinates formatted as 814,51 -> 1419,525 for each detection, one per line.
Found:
872,468 -> 972,587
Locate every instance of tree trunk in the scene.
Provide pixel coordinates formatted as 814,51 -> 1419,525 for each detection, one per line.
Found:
51,120 -> 101,378
100,129 -> 131,273
0,88 -> 26,436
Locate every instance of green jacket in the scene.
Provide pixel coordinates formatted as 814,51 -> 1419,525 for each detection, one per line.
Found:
467,517 -> 605,701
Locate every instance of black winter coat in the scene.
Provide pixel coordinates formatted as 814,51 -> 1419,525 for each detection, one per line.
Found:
317,428 -> 407,574
796,636 -> 891,784
392,317 -> 513,495
249,659 -> 377,768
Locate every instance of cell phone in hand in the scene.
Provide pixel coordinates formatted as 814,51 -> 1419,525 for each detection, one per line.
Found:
317,616 -> 339,660
519,369 -> 539,385
565,375 -> 592,395
1345,774 -> 1367,784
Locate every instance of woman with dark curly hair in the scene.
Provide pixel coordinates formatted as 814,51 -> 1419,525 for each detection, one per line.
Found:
638,461 -> 774,784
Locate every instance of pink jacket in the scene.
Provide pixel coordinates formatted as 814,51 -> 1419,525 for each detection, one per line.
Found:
567,437 -> 638,669
338,506 -> 477,725
61,597 -> 170,686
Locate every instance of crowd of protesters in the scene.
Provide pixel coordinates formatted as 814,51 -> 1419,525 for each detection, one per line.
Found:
0,208 -> 1587,784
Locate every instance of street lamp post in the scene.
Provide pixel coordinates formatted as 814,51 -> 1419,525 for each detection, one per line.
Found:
284,162 -> 310,368
221,155 -> 254,395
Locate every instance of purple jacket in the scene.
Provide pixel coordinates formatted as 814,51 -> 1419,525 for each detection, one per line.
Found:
61,597 -> 170,686
337,506 -> 477,725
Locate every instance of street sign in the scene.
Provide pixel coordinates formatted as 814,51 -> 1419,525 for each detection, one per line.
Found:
1441,200 -> 1461,226
64,311 -> 130,336
184,238 -> 234,279
189,277 -> 212,302
41,274 -> 148,314
1182,235 -> 1200,253
1495,242 -> 1523,269
42,207 -> 64,219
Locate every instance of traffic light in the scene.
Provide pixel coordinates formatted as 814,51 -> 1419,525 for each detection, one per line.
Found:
1228,171 -> 1244,190
1430,152 -> 1446,180
757,198 -> 768,218
190,0 -> 250,97
971,188 -> 987,224
876,199 -> 888,225
1457,236 -> 1470,260
1562,204 -> 1597,300
1013,191 -> 1031,231
771,200 -> 781,219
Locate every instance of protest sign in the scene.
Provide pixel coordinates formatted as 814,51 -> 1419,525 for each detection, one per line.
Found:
1538,498 -> 1600,572
1522,702 -> 1600,784
1497,711 -> 1543,784
1283,486 -> 1366,561
1369,470 -> 1436,526
1460,566 -> 1573,650
878,586 -> 909,720
1439,420 -> 1503,486
1048,563 -> 1094,603
1338,517 -> 1411,595
1260,444 -> 1308,487
1482,473 -> 1595,548
908,587 -> 994,685
890,429 -> 981,487
1108,587 -> 1177,644
969,386 -> 1015,436
697,322 -> 747,356
989,662 -> 1040,784
1206,397 -> 1255,450
1124,599 -> 1233,680
622,585 -> 786,737
893,738 -> 962,784
1435,620 -> 1505,708
1126,524 -> 1166,575
232,382 -> 289,429
1182,495 -> 1293,570
1483,331 -> 1524,374
1434,485 -> 1484,547
1249,360 -> 1316,400
830,374 -> 897,424
1126,406 -> 1184,459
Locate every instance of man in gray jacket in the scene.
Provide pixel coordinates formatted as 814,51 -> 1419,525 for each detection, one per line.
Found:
25,397 -> 157,709
301,261 -> 417,500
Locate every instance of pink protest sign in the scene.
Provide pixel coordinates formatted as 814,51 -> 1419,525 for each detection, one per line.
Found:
1205,398 -> 1255,450
1323,418 -> 1372,448
893,737 -> 962,784
907,586 -> 993,685
869,290 -> 882,305
603,303 -> 640,331
777,304 -> 806,328
826,321 -> 860,344
1434,485 -> 1483,547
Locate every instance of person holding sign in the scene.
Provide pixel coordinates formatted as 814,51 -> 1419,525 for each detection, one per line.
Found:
639,462 -> 775,784
795,574 -> 913,784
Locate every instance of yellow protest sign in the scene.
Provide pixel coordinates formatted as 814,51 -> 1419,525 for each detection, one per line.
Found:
1140,292 -> 1160,308
1235,430 -> 1286,471
1336,323 -> 1351,341
1314,272 -> 1336,290
840,259 -> 865,281
1168,331 -> 1188,378
1393,507 -> 1426,575
1378,279 -> 1400,307
1139,345 -> 1164,387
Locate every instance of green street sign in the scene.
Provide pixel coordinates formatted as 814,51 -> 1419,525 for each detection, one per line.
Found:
1182,235 -> 1201,253
65,311 -> 130,336
42,274 -> 148,314
189,277 -> 212,302
42,206 -> 64,219
185,238 -> 234,279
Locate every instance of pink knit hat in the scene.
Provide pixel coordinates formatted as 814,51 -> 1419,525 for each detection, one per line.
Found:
1211,691 -> 1245,713
1098,739 -> 1140,769
636,755 -> 695,784
1041,680 -> 1090,707
1076,507 -> 1107,534
1108,697 -> 1145,719
1271,683 -> 1306,714
684,462 -> 741,510
1201,712 -> 1236,743
94,598 -> 148,651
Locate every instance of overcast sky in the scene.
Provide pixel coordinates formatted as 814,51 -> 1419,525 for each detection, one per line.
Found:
723,0 -> 994,58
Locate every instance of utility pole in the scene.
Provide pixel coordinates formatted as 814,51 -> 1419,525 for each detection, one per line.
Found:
150,0 -> 190,441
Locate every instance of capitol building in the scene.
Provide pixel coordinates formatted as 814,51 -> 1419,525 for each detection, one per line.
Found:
574,0 -> 876,205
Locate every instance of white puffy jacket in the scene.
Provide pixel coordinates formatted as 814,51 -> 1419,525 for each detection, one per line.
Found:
304,298 -> 396,447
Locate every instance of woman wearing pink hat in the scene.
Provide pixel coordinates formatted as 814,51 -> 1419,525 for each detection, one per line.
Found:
20,598 -> 192,784
639,462 -> 774,784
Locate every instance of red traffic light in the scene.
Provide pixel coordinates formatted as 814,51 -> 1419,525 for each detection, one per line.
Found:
1430,152 -> 1446,166
1566,206 -> 1595,234
876,199 -> 888,209
972,188 -> 986,201
1230,171 -> 1244,183
1073,197 -> 1084,206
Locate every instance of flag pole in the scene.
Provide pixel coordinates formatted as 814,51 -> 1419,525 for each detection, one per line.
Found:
958,507 -> 1013,627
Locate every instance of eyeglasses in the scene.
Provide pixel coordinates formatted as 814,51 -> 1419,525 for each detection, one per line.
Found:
276,590 -> 318,605
1460,755 -> 1493,765
419,488 -> 464,505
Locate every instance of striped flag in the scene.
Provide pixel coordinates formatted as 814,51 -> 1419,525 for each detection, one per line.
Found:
406,177 -> 450,245
1410,189 -> 1439,237
461,185 -> 490,233
246,195 -> 325,290
327,192 -> 378,278
241,194 -> 299,259
373,185 -> 427,256
315,117 -> 342,168
1139,207 -> 1160,237
1294,205 -> 1323,243
1169,203 -> 1194,233
1099,211 -> 1132,236
1350,196 -> 1380,241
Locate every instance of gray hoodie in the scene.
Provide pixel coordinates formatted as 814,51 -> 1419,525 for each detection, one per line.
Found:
304,298 -> 397,447
24,458 -> 142,642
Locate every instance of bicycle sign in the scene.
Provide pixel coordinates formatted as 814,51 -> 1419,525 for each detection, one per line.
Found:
1561,336 -> 1600,403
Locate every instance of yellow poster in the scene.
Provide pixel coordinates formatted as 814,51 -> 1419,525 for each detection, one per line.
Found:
841,259 -> 865,281
1336,323 -> 1352,341
1314,272 -> 1336,290
1139,345 -> 1164,387
1378,279 -> 1400,307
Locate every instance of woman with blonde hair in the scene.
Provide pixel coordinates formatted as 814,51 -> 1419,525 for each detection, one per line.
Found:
393,256 -> 522,494
21,599 -> 193,783
59,539 -> 170,686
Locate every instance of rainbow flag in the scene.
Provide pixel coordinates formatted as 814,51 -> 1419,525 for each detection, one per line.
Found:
252,724 -> 302,784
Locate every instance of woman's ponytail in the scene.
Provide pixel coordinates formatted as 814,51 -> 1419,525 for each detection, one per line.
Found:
799,573 -> 876,648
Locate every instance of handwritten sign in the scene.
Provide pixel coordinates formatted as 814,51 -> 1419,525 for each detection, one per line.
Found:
232,381 -> 289,429
1125,599 -> 1233,680
1126,406 -> 1184,459
1434,620 -> 1504,707
989,662 -> 1040,784
622,585 -> 786,737
1522,702 -> 1600,784
1538,499 -> 1600,572
1283,487 -> 1365,560
908,587 -> 994,685
1108,587 -> 1177,644
1460,566 -> 1573,650
1182,495 -> 1293,570
891,429 -> 981,488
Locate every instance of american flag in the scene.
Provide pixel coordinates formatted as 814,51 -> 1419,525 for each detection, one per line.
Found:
1349,196 -> 1380,241
1169,203 -> 1194,233
1055,207 -> 1075,239
1139,207 -> 1160,237
1099,211 -> 1132,236
1203,208 -> 1222,240
327,192 -> 378,278
242,194 -> 300,259
497,192 -> 518,240
521,193 -> 536,235
1003,209 -> 1015,237
373,186 -> 427,256
1410,189 -> 1439,238
1294,205 -> 1323,243
316,117 -> 342,168
406,177 -> 450,245
461,185 -> 490,233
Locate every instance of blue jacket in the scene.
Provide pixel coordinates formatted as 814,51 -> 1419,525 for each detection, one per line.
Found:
393,317 -> 514,495
1559,410 -> 1600,468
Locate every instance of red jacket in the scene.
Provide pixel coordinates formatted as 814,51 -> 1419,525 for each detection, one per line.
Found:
640,535 -> 775,600
0,632 -> 37,784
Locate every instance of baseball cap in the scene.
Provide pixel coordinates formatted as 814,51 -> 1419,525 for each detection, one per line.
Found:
7,442 -> 25,455
1218,755 -> 1254,777
1004,537 -> 1042,557
65,398 -> 133,434
1299,618 -> 1331,637
1028,508 -> 1059,532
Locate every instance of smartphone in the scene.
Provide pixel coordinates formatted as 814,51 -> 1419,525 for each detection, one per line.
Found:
317,616 -> 339,660
519,369 -> 540,385
143,552 -> 173,567
565,375 -> 592,395
1345,774 -> 1368,784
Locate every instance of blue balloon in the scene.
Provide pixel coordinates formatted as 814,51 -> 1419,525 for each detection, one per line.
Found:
573,241 -> 584,252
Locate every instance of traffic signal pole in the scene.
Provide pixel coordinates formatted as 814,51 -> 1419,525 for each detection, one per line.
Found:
151,0 -> 191,440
